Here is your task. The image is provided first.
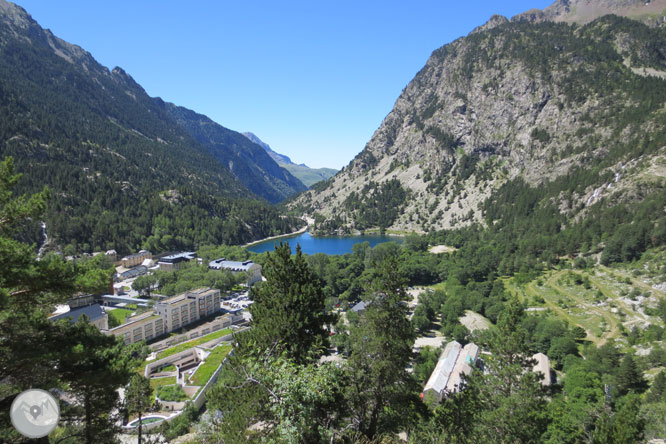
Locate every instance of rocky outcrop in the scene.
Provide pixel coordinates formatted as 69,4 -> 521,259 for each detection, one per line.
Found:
513,0 -> 666,27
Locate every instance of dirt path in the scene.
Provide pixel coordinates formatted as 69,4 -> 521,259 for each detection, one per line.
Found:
428,245 -> 457,254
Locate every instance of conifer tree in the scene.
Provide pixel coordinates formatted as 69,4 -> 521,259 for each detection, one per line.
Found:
245,242 -> 335,363
344,252 -> 421,439
207,242 -> 338,442
0,157 -> 130,443
126,374 -> 153,444
616,354 -> 646,395
646,370 -> 666,403
472,296 -> 550,443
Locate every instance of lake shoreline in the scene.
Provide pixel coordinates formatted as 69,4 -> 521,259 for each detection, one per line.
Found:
243,222 -> 310,248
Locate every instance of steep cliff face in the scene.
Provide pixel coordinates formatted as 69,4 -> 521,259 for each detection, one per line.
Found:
294,11 -> 666,234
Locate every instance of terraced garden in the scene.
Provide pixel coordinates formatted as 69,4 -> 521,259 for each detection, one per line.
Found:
156,328 -> 233,360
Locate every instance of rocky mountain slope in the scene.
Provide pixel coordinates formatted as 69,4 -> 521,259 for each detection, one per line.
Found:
293,1 -> 666,235
243,132 -> 337,187
0,0 -> 303,252
516,0 -> 666,26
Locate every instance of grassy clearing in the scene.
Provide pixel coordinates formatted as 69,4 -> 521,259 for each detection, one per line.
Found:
137,328 -> 234,375
504,258 -> 666,348
189,344 -> 232,386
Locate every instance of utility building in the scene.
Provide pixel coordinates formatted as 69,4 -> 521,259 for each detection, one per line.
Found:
121,250 -> 152,268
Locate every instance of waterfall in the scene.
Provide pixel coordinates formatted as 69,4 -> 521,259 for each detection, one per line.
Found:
37,221 -> 48,259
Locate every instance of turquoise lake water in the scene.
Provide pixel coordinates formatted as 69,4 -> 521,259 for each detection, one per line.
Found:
247,231 -> 404,255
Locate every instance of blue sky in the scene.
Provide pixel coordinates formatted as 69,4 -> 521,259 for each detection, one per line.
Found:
14,0 -> 553,169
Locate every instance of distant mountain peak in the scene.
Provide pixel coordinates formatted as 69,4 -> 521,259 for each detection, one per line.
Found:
0,0 -> 31,28
242,132 -> 294,165
241,133 -> 337,188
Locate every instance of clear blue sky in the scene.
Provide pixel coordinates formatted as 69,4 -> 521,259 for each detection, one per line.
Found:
13,0 -> 552,169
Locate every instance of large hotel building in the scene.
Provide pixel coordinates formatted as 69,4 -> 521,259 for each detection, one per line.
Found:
106,288 -> 221,345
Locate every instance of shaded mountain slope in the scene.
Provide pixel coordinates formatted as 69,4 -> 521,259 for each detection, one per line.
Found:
159,104 -> 307,203
0,0 -> 302,253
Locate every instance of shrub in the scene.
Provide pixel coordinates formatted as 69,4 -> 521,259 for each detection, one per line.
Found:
156,384 -> 188,402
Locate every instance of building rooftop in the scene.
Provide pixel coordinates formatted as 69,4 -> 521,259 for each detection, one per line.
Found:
159,294 -> 188,305
188,288 -> 217,296
160,252 -> 197,262
209,258 -> 256,271
350,300 -> 368,313
122,250 -> 152,260
101,294 -> 150,307
424,341 -> 462,395
423,341 -> 480,401
49,303 -> 106,324
108,310 -> 158,331
532,352 -> 552,386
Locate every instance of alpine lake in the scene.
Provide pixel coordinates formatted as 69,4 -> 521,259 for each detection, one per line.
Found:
246,231 -> 404,255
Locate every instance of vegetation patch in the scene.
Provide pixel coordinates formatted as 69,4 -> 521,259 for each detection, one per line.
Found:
107,308 -> 134,327
156,384 -> 188,402
149,377 -> 176,391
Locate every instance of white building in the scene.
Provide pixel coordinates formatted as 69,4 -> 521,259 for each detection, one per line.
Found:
208,258 -> 262,285
422,341 -> 479,404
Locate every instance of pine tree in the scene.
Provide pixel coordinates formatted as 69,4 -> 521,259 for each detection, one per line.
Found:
472,296 -> 550,444
0,157 -> 131,443
126,374 -> 153,444
615,354 -> 646,395
245,242 -> 335,363
646,370 -> 666,403
207,242 -> 338,441
344,252 -> 421,439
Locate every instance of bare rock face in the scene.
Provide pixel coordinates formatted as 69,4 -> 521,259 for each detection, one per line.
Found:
294,6 -> 666,234
514,0 -> 666,27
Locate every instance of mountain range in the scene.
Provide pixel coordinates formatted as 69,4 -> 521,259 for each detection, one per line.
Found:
293,0 -> 666,237
242,132 -> 337,188
0,0 -> 305,253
